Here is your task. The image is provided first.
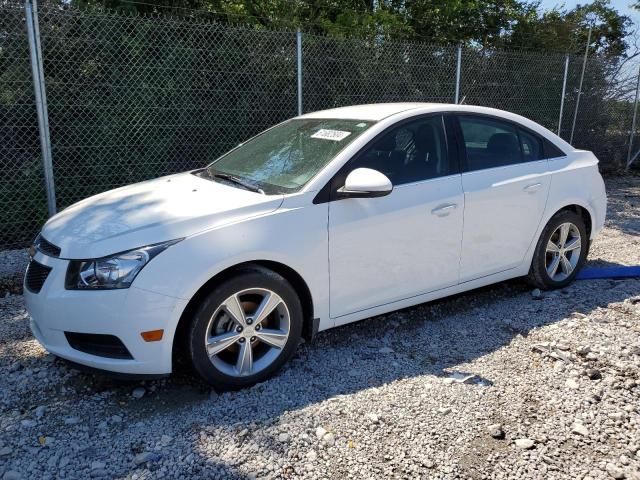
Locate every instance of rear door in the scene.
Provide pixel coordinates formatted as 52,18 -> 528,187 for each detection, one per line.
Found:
454,114 -> 551,282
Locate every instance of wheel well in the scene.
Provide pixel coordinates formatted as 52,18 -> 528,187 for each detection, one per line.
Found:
558,204 -> 592,238
171,261 -> 315,368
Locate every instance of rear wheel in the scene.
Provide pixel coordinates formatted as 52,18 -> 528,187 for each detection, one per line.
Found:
527,210 -> 588,289
188,266 -> 303,389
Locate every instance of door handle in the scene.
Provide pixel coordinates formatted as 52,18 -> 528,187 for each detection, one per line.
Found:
523,183 -> 542,193
431,203 -> 457,216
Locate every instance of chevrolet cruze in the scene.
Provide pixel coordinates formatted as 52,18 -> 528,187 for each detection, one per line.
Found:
24,103 -> 607,389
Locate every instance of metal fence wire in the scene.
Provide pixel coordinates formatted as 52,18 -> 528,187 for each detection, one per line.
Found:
0,1 -> 49,249
302,35 -> 459,111
1,0 -> 639,250
37,4 -> 298,213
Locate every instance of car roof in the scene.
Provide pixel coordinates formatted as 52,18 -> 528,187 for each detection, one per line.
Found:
298,102 -> 532,123
297,102 -> 575,151
298,103 -> 437,121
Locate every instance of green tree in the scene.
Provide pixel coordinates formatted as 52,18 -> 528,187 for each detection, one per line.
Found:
509,0 -> 631,56
69,0 -> 632,55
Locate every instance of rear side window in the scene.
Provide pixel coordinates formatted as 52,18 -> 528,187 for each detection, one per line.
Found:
458,116 -> 522,171
458,115 -> 565,171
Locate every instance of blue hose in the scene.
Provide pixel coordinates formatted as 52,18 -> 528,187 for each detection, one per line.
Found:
576,266 -> 640,280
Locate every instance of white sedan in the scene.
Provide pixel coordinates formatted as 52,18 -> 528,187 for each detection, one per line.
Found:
24,103 -> 607,388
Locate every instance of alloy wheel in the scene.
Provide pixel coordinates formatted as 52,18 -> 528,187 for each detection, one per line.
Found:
544,222 -> 582,282
204,288 -> 290,377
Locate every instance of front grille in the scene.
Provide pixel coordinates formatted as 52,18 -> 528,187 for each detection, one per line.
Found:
37,236 -> 61,257
64,332 -> 133,360
25,260 -> 52,293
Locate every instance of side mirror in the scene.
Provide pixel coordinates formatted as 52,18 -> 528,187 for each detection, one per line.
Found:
337,168 -> 393,199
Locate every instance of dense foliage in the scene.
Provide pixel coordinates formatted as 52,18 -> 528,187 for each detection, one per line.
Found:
72,0 -> 632,56
0,0 -> 635,248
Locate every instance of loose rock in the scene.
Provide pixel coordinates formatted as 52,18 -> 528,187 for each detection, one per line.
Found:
572,423 -> 589,436
0,446 -> 13,456
488,424 -> 505,439
585,368 -> 602,380
606,463 -> 626,479
565,378 -> 580,389
514,438 -> 535,450
131,387 -> 146,399
322,432 -> 336,446
133,452 -> 159,465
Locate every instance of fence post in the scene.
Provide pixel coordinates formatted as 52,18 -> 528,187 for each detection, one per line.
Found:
626,66 -> 640,171
454,45 -> 462,104
25,0 -> 56,216
557,54 -> 569,136
296,29 -> 303,116
569,26 -> 591,145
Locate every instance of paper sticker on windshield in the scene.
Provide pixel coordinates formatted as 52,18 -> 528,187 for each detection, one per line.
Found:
311,129 -> 351,141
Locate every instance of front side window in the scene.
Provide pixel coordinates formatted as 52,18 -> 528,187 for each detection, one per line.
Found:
206,119 -> 374,194
459,115 -> 522,171
350,115 -> 450,185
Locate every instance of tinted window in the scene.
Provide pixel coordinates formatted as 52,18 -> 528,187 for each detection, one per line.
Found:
519,128 -> 543,162
351,115 -> 450,185
459,116 -> 522,171
543,138 -> 566,158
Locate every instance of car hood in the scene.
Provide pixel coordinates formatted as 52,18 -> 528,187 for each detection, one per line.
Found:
41,172 -> 284,259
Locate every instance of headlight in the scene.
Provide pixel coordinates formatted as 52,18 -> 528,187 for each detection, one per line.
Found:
65,240 -> 182,290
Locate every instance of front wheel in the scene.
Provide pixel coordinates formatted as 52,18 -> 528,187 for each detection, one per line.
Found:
188,266 -> 303,389
527,210 -> 588,290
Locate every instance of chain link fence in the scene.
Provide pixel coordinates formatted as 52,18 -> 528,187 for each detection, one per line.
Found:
303,35 -> 459,111
1,0 -> 639,250
0,1 -> 48,249
37,4 -> 298,212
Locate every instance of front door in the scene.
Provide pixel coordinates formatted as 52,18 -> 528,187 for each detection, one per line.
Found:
328,115 -> 464,319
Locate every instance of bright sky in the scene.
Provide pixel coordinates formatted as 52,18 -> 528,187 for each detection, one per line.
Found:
537,0 -> 640,26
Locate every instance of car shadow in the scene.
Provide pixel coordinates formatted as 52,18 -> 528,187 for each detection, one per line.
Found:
585,257 -> 640,269
66,272 -> 639,478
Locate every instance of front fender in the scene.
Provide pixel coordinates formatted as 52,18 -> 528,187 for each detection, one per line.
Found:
133,192 -> 330,333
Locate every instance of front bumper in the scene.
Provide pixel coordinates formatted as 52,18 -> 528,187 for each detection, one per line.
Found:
24,251 -> 187,375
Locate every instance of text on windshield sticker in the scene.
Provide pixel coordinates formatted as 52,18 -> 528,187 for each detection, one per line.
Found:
310,129 -> 352,141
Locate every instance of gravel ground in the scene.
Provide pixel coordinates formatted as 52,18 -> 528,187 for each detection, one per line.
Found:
0,250 -> 27,297
0,176 -> 639,480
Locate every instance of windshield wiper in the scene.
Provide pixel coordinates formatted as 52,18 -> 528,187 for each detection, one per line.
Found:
208,171 -> 264,194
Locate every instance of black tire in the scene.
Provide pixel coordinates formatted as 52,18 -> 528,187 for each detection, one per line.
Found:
188,266 -> 303,390
527,210 -> 588,290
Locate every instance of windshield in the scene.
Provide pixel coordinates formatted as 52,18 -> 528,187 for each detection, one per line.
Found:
205,118 -> 374,194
